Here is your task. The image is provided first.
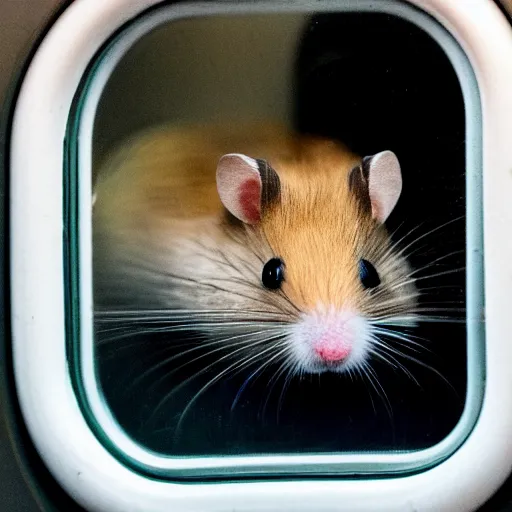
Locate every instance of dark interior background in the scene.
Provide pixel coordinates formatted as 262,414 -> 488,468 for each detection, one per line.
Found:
95,12 -> 468,460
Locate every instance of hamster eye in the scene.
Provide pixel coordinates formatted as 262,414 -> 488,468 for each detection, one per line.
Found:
262,258 -> 284,290
359,259 -> 380,289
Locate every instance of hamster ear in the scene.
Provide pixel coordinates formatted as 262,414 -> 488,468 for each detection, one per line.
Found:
349,150 -> 402,223
216,153 -> 280,224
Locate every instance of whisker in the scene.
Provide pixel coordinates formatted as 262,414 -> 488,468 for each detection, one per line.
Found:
391,215 -> 465,260
230,367 -> 262,412
375,314 -> 469,326
95,308 -> 292,321
375,342 -> 459,399
116,258 -> 283,311
388,266 -> 465,293
354,365 -> 377,414
260,356 -> 294,420
371,328 -> 426,353
230,350 -> 290,412
275,358 -> 299,423
361,362 -> 393,420
127,328 -> 287,394
173,343 -> 290,437
406,250 -> 465,278
145,333 -> 289,426
370,347 -> 420,387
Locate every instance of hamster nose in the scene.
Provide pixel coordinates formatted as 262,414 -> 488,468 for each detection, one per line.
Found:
314,335 -> 351,363
315,345 -> 351,362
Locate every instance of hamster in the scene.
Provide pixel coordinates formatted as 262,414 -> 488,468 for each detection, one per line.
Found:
93,121 -> 418,375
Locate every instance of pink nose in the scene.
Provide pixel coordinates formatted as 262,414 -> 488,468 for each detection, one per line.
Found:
314,345 -> 351,363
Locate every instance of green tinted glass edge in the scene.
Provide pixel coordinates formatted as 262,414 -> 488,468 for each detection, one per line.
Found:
64,0 -> 484,481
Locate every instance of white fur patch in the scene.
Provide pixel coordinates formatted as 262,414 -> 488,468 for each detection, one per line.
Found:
289,305 -> 372,374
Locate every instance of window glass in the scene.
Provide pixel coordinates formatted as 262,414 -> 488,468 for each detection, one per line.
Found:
71,6 -> 482,475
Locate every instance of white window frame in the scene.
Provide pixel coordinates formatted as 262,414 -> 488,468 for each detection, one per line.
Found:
9,0 -> 512,510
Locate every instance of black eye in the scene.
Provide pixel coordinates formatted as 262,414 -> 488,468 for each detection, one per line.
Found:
262,258 -> 285,290
359,259 -> 380,289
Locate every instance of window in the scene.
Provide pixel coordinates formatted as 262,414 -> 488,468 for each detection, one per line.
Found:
10,1 -> 512,510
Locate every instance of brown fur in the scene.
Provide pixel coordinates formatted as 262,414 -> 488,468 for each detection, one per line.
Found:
93,121 -> 415,320
94,121 -> 297,222
260,140 -> 374,311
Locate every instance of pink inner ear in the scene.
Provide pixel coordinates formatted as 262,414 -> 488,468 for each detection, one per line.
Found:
216,153 -> 262,224
370,199 -> 383,222
367,151 -> 402,224
238,178 -> 261,224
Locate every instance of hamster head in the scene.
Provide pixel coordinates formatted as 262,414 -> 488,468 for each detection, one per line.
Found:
215,138 -> 418,375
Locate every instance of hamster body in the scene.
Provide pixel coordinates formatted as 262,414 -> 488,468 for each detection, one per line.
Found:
93,122 -> 418,374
